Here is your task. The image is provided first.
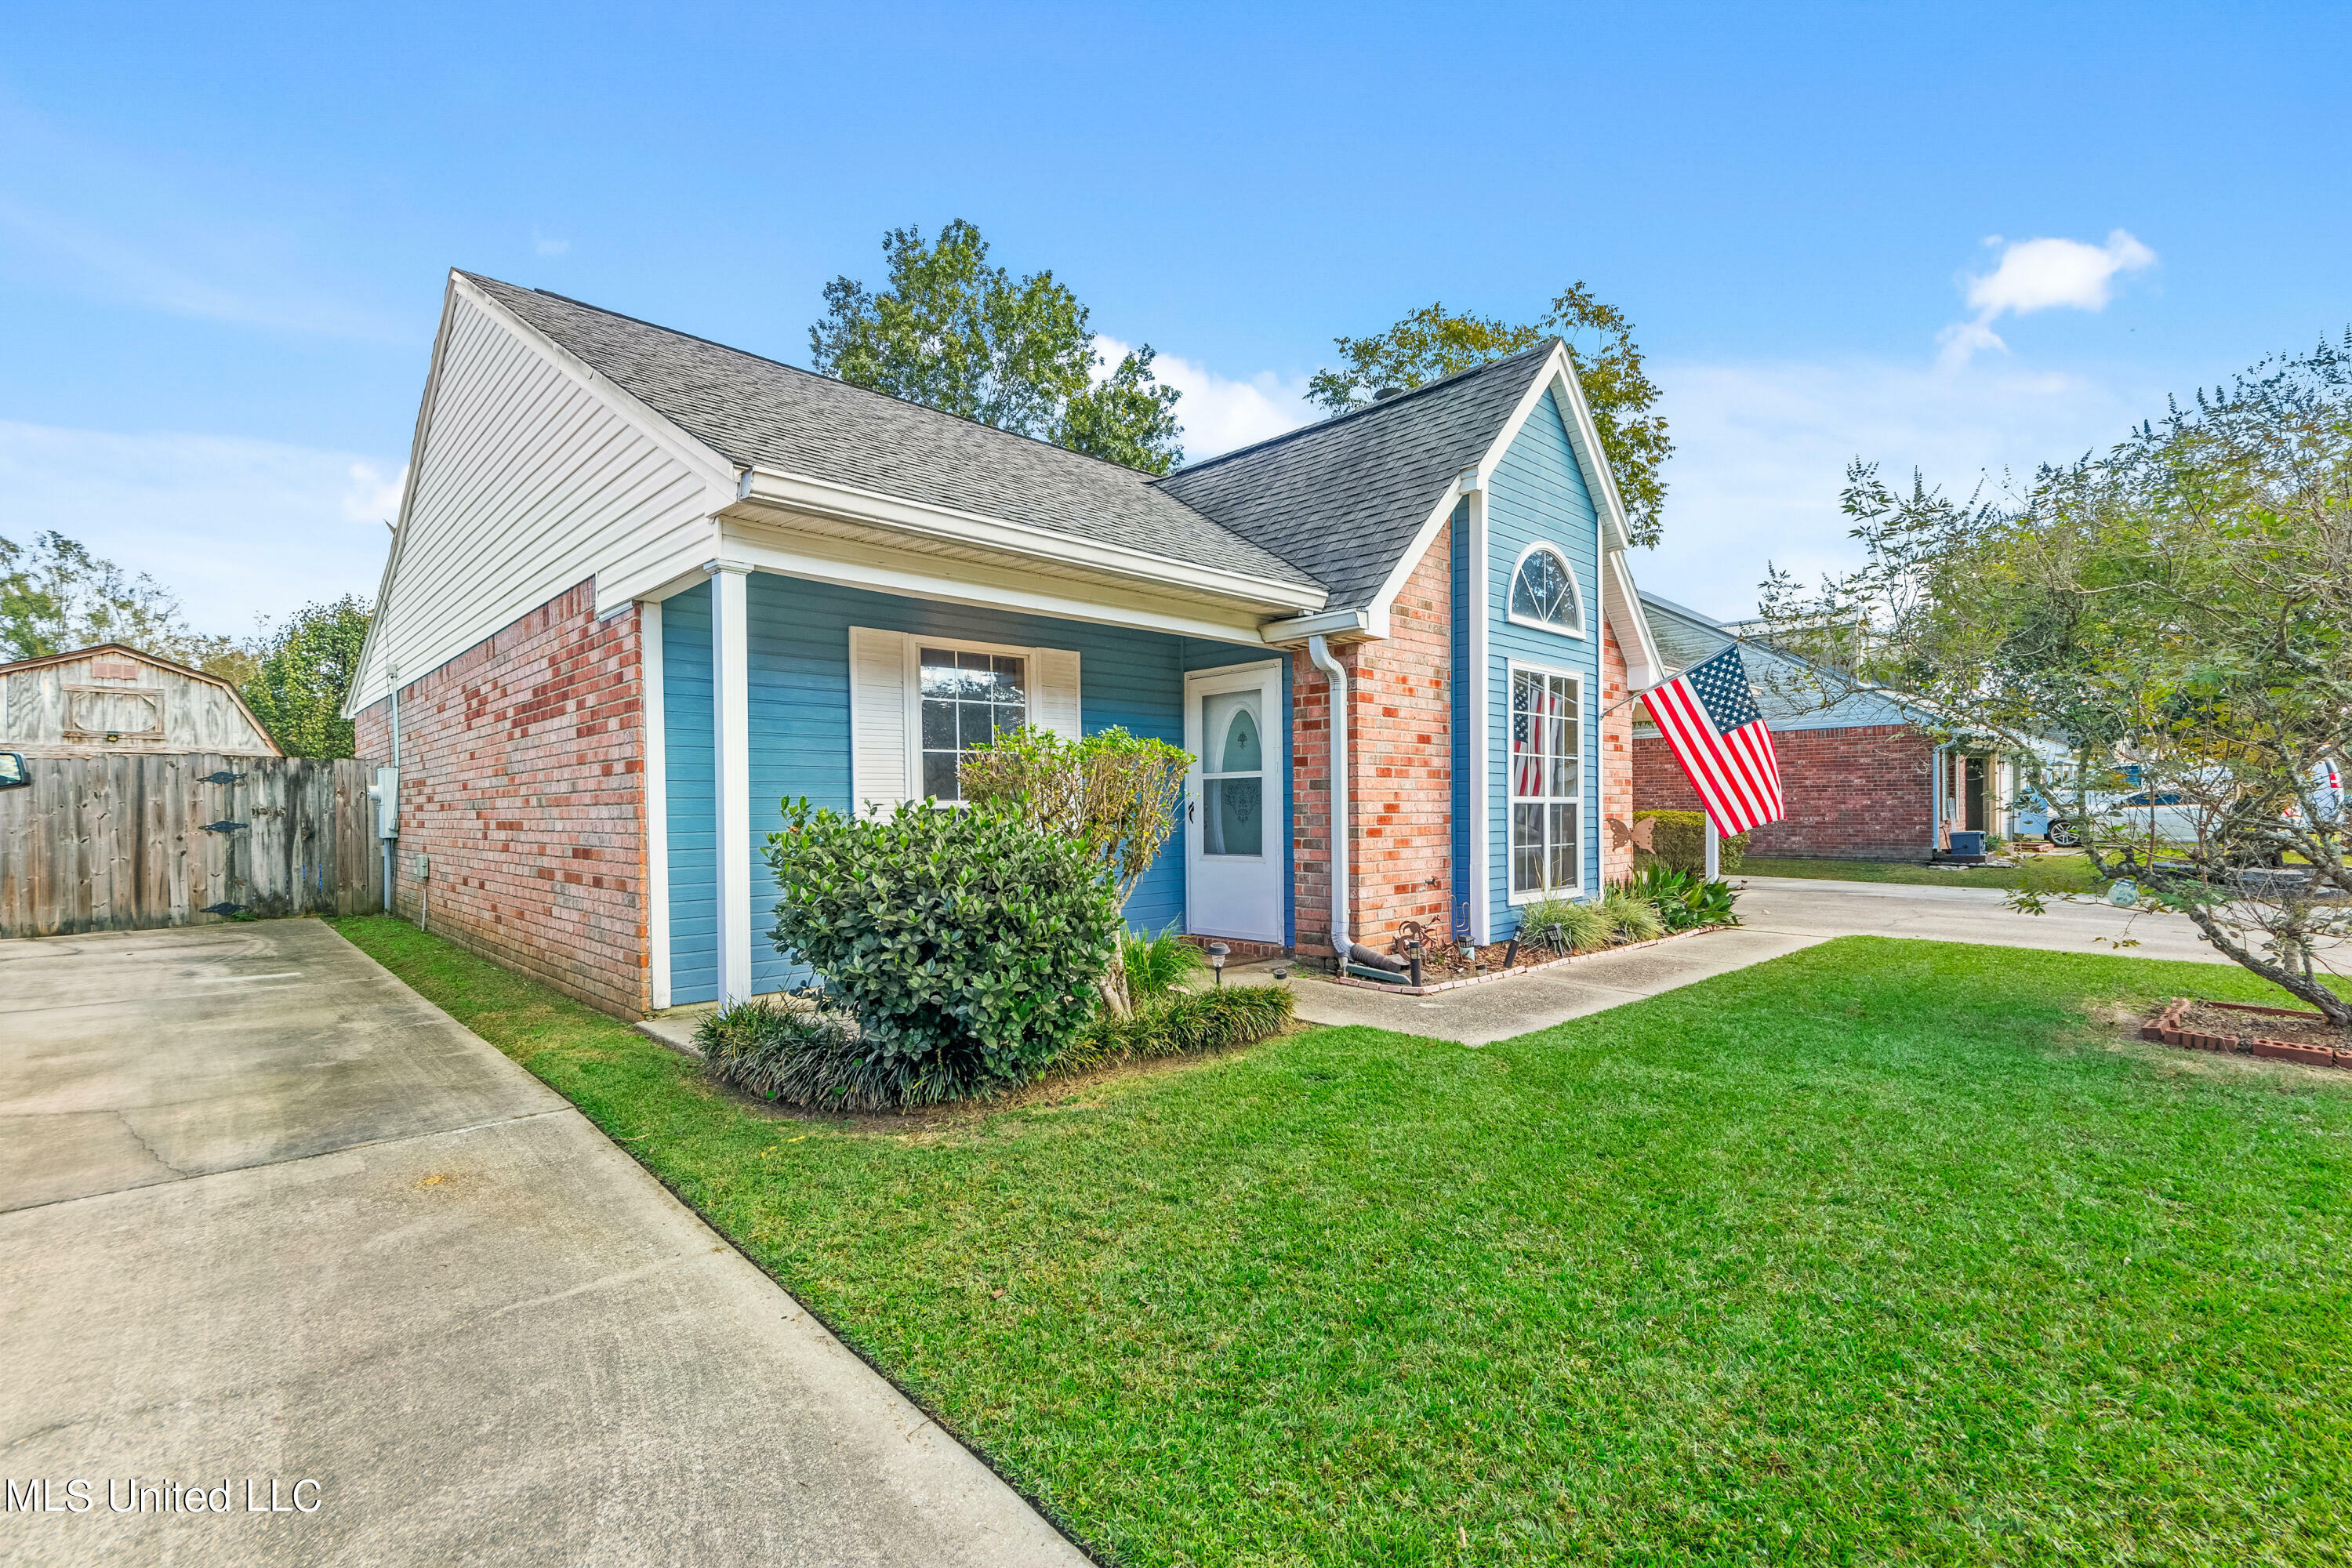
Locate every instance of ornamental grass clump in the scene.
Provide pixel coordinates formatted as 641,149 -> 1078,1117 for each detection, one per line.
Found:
1600,884 -> 1666,942
1519,896 -> 1615,953
1065,984 -> 1296,1070
1120,924 -> 1207,1001
697,997 -> 986,1112
764,797 -> 1122,1096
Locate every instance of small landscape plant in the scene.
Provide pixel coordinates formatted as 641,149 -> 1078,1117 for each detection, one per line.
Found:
1600,884 -> 1666,942
1518,896 -> 1614,953
1120,924 -> 1207,1001
1628,864 -> 1744,931
764,797 -> 1121,1093
1065,983 -> 1295,1069
696,997 -> 985,1112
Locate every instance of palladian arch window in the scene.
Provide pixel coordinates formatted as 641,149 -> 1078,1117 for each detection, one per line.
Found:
1508,545 -> 1584,634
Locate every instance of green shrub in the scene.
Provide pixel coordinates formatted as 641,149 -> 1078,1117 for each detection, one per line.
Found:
1634,809 -> 1749,875
1628,864 -> 1743,931
764,797 -> 1122,1091
1067,984 -> 1296,1069
696,997 -> 985,1112
1121,924 -> 1207,1001
1516,896 -> 1614,953
1600,884 -> 1666,942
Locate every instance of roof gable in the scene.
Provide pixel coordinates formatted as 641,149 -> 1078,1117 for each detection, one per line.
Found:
1152,343 -> 1555,611
456,274 -> 1318,593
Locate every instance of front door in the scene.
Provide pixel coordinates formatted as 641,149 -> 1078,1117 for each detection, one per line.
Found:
1184,663 -> 1283,943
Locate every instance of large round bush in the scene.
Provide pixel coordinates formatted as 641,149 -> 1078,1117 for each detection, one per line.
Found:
764,797 -> 1121,1088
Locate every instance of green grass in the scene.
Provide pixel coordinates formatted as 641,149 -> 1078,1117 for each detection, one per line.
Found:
332,915 -> 2352,1566
1742,853 -> 2100,891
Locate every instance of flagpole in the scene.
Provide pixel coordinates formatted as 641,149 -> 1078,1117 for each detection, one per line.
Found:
1704,814 -> 1720,880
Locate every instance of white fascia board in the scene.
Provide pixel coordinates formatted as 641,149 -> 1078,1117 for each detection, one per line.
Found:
731,466 -> 1327,617
1259,606 -> 1379,644
716,527 -> 1291,645
1602,551 -> 1664,692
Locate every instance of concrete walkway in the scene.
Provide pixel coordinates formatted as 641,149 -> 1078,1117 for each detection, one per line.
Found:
0,921 -> 1086,1568
1284,874 -> 2227,1045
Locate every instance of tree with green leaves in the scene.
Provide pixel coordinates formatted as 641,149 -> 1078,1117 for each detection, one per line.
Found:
0,530 -> 252,681
958,723 -> 1192,1016
1757,335 -> 2352,1025
1305,285 -> 1675,547
241,595 -> 372,757
810,220 -> 1185,475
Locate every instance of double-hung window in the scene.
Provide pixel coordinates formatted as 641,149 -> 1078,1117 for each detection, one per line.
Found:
918,645 -> 1026,802
1509,666 -> 1581,896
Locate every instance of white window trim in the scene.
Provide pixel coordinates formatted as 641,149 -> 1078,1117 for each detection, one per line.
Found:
904,633 -> 1044,804
1504,539 -> 1589,640
1504,658 -> 1588,904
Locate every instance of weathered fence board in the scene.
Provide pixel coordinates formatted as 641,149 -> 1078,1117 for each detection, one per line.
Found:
0,754 -> 386,938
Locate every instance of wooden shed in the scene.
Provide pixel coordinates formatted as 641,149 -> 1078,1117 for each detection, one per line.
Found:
0,644 -> 281,759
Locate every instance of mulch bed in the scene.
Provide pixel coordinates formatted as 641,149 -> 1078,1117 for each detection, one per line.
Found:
2142,997 -> 2352,1070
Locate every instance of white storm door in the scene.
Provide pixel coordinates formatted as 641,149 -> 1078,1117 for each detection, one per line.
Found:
1184,662 -> 1283,943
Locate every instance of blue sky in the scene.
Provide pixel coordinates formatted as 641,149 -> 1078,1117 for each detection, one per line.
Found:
2,1 -> 2344,632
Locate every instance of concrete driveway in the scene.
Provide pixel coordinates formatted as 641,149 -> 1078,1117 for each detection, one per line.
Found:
0,921 -> 1086,1567
1288,873 -> 2227,1045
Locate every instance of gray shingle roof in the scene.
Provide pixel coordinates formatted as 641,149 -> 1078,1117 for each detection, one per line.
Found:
460,273 -> 1321,593
463,273 -> 1564,615
1152,343 -> 1557,610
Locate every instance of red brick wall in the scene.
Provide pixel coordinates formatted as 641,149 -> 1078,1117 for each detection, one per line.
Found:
1634,721 -> 1934,861
354,580 -> 648,1016
1599,621 -> 1635,884
1291,525 -> 1455,958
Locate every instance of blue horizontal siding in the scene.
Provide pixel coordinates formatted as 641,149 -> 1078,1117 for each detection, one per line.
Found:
1486,390 -> 1604,932
662,575 -> 1287,991
663,581 -> 717,1004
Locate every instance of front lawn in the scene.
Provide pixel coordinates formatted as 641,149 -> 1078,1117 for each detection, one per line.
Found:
333,916 -> 2352,1565
1742,853 -> 2100,891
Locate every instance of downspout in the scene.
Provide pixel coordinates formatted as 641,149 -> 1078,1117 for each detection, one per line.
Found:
1308,635 -> 1349,960
1929,742 -> 1944,858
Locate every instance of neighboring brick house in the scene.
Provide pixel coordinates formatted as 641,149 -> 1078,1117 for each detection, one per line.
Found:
1633,592 -> 2026,861
346,270 -> 1666,1016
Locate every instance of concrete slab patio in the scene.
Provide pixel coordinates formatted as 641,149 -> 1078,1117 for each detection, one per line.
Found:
1283,875 -> 2227,1044
0,921 -> 1087,1568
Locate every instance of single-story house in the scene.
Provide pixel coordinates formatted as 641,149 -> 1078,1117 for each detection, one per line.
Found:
345,270 -> 1666,1017
1632,592 -> 2032,858
0,643 -> 280,758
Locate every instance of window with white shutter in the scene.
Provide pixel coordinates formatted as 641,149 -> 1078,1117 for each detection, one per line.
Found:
848,627 -> 1082,808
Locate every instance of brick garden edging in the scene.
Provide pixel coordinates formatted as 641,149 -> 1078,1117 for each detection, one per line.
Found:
1322,923 -> 1732,997
2142,997 -> 2352,1070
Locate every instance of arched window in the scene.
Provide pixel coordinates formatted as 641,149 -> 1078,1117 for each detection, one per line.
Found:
1508,543 -> 1584,635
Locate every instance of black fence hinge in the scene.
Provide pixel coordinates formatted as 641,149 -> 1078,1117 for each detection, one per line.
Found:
200,771 -> 245,786
198,820 -> 249,835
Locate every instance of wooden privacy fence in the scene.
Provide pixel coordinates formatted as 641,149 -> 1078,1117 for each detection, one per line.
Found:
0,753 -> 387,938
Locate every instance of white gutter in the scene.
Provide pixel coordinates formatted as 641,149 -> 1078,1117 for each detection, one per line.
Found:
1308,634 -> 1348,958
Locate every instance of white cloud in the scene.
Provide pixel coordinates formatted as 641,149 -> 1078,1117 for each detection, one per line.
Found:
534,231 -> 572,256
1938,229 -> 2156,368
1636,355 -> 2146,619
0,421 -> 399,633
1094,336 -> 1316,460
341,460 -> 408,523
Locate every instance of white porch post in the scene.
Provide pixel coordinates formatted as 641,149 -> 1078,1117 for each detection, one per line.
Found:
708,562 -> 753,1005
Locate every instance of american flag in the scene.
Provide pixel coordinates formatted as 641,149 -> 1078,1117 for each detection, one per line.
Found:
1642,646 -> 1785,835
